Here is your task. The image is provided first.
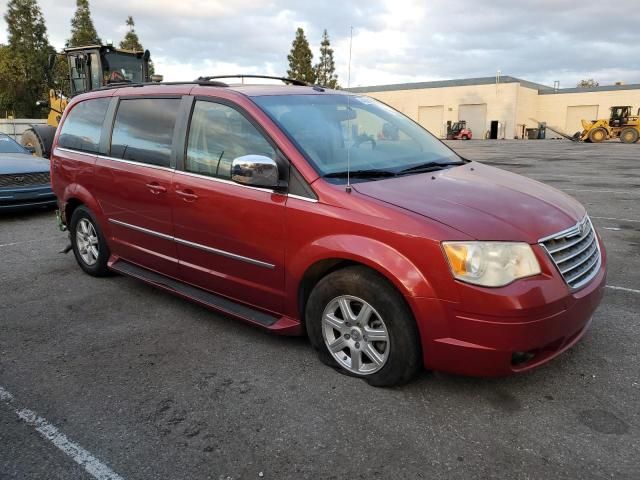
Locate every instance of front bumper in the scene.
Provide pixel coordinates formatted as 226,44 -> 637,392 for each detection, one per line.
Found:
0,185 -> 57,211
412,253 -> 607,377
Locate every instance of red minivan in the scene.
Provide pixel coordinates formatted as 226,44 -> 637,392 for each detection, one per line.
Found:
51,78 -> 606,386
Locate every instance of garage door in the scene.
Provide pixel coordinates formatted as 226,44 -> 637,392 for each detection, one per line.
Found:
418,105 -> 444,138
566,105 -> 599,135
458,104 -> 487,139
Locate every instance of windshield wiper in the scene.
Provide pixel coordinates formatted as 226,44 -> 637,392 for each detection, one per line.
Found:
398,161 -> 465,174
323,169 -> 397,179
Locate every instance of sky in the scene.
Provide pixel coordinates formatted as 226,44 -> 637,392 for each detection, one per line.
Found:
1,0 -> 639,88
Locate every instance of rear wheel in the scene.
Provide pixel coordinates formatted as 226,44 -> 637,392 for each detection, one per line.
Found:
588,127 -> 607,143
20,129 -> 44,157
70,206 -> 111,277
620,127 -> 639,144
305,266 -> 421,387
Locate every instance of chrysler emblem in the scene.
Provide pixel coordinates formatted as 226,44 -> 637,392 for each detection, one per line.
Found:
14,176 -> 25,183
580,221 -> 589,237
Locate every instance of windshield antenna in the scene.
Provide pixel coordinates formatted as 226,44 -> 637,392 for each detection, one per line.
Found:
346,26 -> 354,194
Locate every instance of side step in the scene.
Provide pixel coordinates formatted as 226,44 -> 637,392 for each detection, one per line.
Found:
110,259 -> 279,327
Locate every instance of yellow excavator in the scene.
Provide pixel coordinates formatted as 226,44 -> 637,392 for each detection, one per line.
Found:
578,106 -> 640,144
21,44 -> 155,157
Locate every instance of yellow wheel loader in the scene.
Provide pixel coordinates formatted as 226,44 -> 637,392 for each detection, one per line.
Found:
578,106 -> 640,144
21,44 -> 154,158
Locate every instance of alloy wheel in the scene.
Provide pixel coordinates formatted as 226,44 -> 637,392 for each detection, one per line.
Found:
321,295 -> 390,375
76,218 -> 99,266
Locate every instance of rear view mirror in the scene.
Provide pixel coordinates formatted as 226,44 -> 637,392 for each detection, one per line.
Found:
231,155 -> 280,188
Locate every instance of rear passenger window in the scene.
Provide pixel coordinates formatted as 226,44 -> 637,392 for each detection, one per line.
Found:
58,98 -> 110,153
186,101 -> 275,179
110,98 -> 180,167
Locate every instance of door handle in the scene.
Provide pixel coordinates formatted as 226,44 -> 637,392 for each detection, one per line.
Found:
176,189 -> 199,201
146,182 -> 167,194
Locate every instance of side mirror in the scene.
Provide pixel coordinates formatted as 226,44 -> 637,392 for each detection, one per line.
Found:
47,53 -> 56,71
231,155 -> 280,188
24,145 -> 36,154
150,74 -> 164,83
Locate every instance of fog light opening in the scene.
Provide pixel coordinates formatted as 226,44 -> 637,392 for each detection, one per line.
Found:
511,351 -> 535,366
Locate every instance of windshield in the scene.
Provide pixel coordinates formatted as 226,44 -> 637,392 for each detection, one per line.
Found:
0,134 -> 29,154
102,51 -> 145,84
252,94 -> 461,180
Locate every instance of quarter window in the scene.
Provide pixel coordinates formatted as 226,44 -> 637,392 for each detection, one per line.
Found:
186,101 -> 275,179
110,98 -> 180,167
58,98 -> 110,153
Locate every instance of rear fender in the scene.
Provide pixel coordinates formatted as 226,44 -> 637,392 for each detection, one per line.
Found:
60,184 -> 103,225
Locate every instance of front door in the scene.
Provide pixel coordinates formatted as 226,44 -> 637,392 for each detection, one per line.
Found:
93,97 -> 182,276
172,99 -> 286,313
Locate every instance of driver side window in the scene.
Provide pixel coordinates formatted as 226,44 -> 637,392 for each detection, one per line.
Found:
186,101 -> 275,180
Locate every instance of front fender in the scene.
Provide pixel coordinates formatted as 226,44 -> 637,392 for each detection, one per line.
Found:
289,234 -> 436,301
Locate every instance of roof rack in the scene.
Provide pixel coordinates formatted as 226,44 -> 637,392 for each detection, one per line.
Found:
91,80 -> 229,93
87,75 -> 319,94
196,75 -> 310,87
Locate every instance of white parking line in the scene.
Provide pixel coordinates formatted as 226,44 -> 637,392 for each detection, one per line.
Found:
606,285 -> 640,294
560,188 -> 636,194
0,386 -> 125,480
591,216 -> 640,224
0,236 -> 63,248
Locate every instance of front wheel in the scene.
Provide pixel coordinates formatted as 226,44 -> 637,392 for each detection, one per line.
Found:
588,127 -> 607,143
305,266 -> 421,387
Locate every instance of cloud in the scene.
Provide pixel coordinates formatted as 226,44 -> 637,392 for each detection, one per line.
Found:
1,0 -> 638,88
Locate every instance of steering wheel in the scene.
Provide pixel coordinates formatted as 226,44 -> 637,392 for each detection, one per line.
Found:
352,135 -> 376,149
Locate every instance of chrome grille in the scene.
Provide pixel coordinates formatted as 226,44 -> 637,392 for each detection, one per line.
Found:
539,216 -> 601,290
0,172 -> 50,188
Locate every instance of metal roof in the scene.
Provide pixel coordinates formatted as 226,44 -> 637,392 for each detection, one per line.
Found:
348,76 -> 640,95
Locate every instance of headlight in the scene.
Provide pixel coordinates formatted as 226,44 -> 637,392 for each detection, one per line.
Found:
442,241 -> 541,287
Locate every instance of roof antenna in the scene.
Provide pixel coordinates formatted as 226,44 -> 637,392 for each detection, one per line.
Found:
346,26 -> 354,194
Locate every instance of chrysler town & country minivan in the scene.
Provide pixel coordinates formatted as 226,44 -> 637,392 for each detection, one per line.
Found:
51,78 -> 606,386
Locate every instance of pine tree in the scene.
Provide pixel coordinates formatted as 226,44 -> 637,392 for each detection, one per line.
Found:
120,16 -> 143,51
314,29 -> 339,89
2,0 -> 54,117
119,16 -> 154,76
67,0 -> 100,47
286,27 -> 315,84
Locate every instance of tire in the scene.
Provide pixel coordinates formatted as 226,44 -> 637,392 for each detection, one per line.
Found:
620,128 -> 639,144
588,127 -> 607,143
69,205 -> 111,277
20,129 -> 44,157
305,266 -> 421,387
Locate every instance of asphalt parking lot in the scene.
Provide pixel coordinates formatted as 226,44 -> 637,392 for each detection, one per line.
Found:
1,139 -> 638,479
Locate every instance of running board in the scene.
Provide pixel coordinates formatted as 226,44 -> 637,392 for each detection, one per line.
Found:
110,259 -> 279,327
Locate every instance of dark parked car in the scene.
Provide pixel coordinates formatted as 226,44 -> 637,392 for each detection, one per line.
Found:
51,80 -> 605,386
0,133 -> 56,211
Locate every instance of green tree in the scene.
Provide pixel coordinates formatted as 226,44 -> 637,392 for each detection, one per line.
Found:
67,0 -> 100,47
119,16 -> 154,76
577,79 -> 599,88
2,0 -> 54,117
119,16 -> 142,51
287,27 -> 315,84
314,29 -> 338,89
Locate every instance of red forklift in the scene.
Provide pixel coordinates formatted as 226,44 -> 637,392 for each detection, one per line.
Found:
446,120 -> 473,140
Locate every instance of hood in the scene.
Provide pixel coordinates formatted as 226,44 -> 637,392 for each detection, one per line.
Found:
353,162 -> 585,243
0,153 -> 50,175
